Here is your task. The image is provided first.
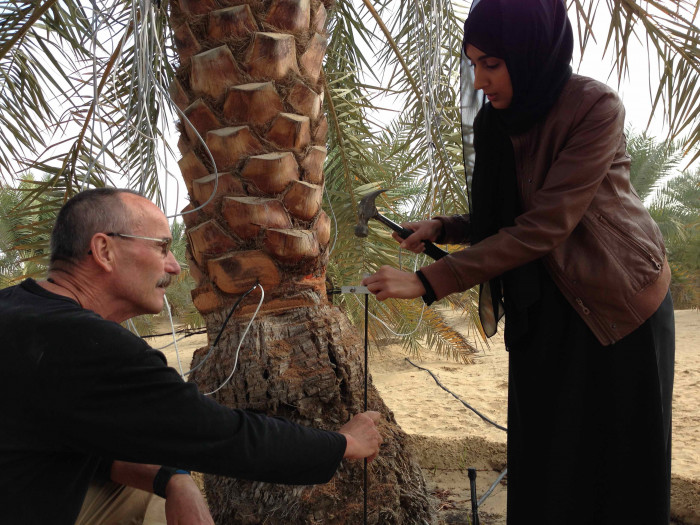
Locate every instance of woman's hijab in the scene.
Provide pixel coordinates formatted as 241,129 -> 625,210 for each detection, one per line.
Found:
460,0 -> 573,341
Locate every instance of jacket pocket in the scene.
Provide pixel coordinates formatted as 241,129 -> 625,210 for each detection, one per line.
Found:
589,212 -> 663,290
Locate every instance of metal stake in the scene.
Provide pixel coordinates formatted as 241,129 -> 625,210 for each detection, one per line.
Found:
336,284 -> 370,525
468,467 -> 480,525
363,291 -> 369,525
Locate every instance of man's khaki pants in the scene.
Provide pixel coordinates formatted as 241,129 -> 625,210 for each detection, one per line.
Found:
75,478 -> 166,525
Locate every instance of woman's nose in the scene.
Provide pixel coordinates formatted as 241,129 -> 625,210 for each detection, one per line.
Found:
473,68 -> 486,91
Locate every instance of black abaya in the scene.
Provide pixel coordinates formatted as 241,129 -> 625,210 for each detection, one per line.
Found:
506,263 -> 674,524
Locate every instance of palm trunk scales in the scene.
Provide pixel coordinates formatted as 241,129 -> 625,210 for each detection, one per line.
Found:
169,0 -> 435,522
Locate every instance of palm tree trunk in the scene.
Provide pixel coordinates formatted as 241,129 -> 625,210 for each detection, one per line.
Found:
169,0 -> 435,522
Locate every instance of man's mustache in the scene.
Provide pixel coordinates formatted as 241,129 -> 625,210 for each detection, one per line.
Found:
157,275 -> 172,288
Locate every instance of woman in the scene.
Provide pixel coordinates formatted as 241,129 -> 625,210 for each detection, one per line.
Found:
362,0 -> 675,522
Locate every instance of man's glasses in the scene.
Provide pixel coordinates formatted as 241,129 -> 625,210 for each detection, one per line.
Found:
106,232 -> 173,257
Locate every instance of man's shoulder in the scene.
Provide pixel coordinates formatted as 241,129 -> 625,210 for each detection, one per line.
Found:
2,279 -> 150,363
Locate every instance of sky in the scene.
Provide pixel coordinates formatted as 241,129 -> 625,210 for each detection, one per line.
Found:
569,10 -> 668,140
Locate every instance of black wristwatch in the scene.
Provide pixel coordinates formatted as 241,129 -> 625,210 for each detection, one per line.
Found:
153,466 -> 191,498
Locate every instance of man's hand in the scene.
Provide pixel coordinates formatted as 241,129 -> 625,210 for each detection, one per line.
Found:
339,411 -> 382,462
391,219 -> 443,253
164,474 -> 214,525
362,267 -> 425,301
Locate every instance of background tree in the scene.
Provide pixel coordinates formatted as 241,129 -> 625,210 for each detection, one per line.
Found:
627,130 -> 700,309
0,177 -> 60,286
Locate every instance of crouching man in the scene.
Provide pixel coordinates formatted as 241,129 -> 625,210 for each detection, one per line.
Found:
0,188 -> 382,524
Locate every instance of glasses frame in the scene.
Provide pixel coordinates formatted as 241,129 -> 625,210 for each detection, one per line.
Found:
106,232 -> 173,257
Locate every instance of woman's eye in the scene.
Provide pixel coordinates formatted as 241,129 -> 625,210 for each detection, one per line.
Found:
485,62 -> 500,70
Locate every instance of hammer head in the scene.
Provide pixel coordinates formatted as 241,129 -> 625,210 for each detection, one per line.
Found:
354,189 -> 387,237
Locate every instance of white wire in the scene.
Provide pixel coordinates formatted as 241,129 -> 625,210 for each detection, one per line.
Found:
353,0 -> 457,338
352,293 -> 427,338
204,284 -> 265,396
80,10 -> 140,188
323,184 -> 340,256
163,294 -> 185,376
127,318 -> 140,336
87,0 -> 99,189
78,0 -> 221,220
144,31 -> 222,219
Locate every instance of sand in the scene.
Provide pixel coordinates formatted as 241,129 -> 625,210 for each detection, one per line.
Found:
151,308 -> 700,524
370,308 -> 700,524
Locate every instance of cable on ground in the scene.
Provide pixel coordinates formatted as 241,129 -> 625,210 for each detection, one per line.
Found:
405,357 -> 507,432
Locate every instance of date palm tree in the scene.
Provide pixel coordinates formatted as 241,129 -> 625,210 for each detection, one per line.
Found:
627,130 -> 700,309
2,0 -> 699,522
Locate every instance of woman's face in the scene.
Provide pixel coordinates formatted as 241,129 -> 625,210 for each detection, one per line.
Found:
465,44 -> 513,109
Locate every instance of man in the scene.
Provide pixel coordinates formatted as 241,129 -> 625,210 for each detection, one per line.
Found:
0,188 -> 382,524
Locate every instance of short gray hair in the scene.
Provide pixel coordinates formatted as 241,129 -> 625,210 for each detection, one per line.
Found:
49,188 -> 142,266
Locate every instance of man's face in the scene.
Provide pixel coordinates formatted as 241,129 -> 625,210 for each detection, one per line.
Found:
112,194 -> 181,318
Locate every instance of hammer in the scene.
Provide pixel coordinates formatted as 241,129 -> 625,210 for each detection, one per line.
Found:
354,189 -> 448,260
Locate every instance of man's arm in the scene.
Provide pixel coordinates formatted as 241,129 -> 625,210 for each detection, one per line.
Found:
110,461 -> 214,525
104,412 -> 380,524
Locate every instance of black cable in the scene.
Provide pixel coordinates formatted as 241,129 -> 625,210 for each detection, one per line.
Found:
184,283 -> 259,377
405,358 -> 507,432
141,328 -> 207,339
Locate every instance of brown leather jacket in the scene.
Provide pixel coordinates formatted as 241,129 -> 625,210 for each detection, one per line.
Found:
421,74 -> 670,345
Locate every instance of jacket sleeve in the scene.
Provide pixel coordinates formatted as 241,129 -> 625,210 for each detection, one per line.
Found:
433,214 -> 472,245
39,322 -> 346,486
421,89 -> 626,300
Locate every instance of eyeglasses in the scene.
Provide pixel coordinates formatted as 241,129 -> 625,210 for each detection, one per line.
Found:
107,232 -> 173,257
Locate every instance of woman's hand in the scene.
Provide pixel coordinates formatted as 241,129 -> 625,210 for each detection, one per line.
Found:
392,219 -> 443,253
362,266 -> 425,301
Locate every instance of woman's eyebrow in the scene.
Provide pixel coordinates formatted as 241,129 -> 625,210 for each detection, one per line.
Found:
466,53 -> 496,63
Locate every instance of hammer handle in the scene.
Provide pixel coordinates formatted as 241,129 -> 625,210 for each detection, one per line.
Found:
375,215 -> 448,260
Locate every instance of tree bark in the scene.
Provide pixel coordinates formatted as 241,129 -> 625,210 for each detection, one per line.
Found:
169,0 -> 436,522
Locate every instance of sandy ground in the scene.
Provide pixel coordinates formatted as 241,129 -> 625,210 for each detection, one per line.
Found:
149,309 -> 700,524
370,308 -> 700,524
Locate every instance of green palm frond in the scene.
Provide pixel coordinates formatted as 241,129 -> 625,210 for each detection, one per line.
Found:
626,130 -> 699,310
1,0 -> 173,204
0,177 -> 59,285
627,130 -> 683,200
570,0 -> 700,160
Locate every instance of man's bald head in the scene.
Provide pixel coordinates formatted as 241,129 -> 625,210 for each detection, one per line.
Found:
49,188 -> 142,268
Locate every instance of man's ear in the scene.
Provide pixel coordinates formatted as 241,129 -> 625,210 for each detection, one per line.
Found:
89,233 -> 116,273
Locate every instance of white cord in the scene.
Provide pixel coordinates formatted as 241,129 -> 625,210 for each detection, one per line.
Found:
163,294 -> 184,376
351,293 -> 426,338
323,184 -> 339,255
127,318 -> 140,336
204,284 -> 265,396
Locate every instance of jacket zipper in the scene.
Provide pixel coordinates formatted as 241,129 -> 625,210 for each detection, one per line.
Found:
596,214 -> 662,270
575,297 -> 590,315
544,259 -> 615,344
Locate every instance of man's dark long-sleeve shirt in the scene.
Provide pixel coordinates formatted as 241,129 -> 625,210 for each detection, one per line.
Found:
0,279 -> 346,524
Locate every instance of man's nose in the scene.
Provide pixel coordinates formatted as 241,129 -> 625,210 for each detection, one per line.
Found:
165,251 -> 182,275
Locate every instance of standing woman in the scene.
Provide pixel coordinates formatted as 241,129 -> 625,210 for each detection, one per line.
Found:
362,0 -> 675,522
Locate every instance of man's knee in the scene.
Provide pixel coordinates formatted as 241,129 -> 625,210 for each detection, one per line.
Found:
75,479 -> 154,525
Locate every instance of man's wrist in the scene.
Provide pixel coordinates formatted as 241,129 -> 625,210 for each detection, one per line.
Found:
153,466 -> 190,498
